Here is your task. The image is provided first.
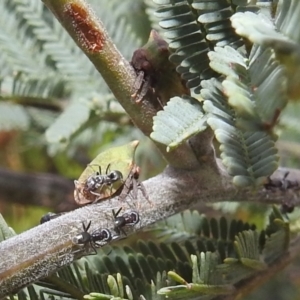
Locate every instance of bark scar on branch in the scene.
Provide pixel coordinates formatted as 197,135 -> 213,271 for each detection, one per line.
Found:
64,2 -> 105,52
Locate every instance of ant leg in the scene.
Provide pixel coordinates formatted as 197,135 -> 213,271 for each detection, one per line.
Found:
136,77 -> 151,103
281,171 -> 290,190
125,193 -> 136,209
131,178 -> 138,201
138,181 -> 152,205
92,196 -> 101,204
120,228 -> 127,236
90,189 -> 103,197
72,247 -> 86,256
89,242 -> 98,255
118,175 -> 133,202
135,74 -> 154,104
114,224 -> 127,237
90,184 -> 107,203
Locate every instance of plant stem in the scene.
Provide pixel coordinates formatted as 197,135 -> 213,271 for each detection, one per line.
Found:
41,0 -> 202,169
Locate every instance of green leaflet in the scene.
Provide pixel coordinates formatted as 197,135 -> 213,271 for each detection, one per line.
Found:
276,0 -> 300,44
84,274 -> 127,299
263,206 -> 290,264
209,45 -> 288,129
151,96 -> 207,152
231,11 -> 290,45
160,254 -> 235,298
248,46 -> 287,125
233,231 -> 267,270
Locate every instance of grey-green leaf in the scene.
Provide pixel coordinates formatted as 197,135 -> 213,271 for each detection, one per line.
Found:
151,96 -> 207,152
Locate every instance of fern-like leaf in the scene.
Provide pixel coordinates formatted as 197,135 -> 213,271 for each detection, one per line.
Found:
158,253 -> 234,298
204,40 -> 288,187
154,0 -> 213,91
231,2 -> 300,101
263,206 -> 290,264
202,77 -> 278,187
233,230 -> 267,270
193,0 -> 244,49
153,0 -> 256,93
151,96 -> 207,151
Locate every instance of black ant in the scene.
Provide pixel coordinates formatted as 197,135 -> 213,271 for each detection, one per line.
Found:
40,212 -> 64,224
85,164 -> 123,196
264,171 -> 299,215
112,207 -> 140,236
264,171 -> 299,191
72,221 -> 112,255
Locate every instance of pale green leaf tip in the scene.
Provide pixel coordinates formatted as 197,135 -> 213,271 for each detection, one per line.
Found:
168,270 -> 187,284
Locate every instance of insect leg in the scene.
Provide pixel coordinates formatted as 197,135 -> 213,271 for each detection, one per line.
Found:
131,70 -> 145,100
138,181 -> 152,205
89,241 -> 98,255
